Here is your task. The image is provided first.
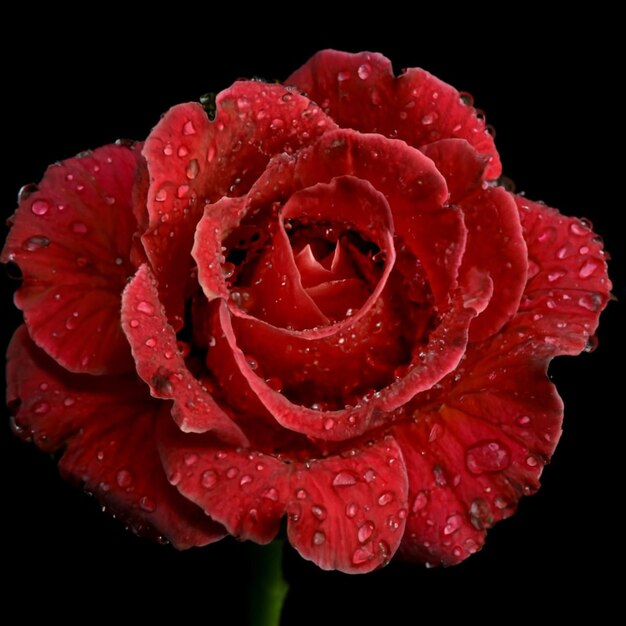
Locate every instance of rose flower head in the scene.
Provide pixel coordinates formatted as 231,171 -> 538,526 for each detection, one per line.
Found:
3,50 -> 611,572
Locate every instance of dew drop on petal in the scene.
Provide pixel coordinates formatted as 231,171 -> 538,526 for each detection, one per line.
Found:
377,491 -> 394,506
116,469 -> 133,488
31,200 -> 49,215
465,440 -> 511,474
311,505 -> 327,521
357,520 -> 375,543
312,531 -> 326,546
443,513 -> 463,535
333,471 -> 358,487
345,502 -> 358,518
139,496 -> 156,512
136,301 -> 155,316
201,470 -> 218,488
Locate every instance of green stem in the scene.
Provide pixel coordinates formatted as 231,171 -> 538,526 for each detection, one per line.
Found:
249,539 -> 289,626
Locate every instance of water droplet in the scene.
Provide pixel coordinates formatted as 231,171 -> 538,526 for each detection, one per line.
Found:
323,418 -> 335,431
352,544 -> 374,565
421,113 -> 437,125
145,337 -> 156,348
226,467 -> 239,479
569,221 -> 588,236
526,455 -> 538,467
33,401 -> 50,415
183,120 -> 196,135
116,469 -> 133,488
377,491 -> 394,506
443,513 -> 463,535
186,159 -> 199,180
163,143 -> 174,156
494,496 -> 508,510
184,452 -> 198,466
136,301 -> 155,316
516,415 -> 531,427
177,184 -> 190,198
263,487 -> 279,501
311,505 -> 327,521
139,496 -> 156,512
345,502 -> 358,518
556,244 -> 573,259
63,396 -> 76,407
312,531 -> 326,546
433,465 -> 447,486
240,474 -> 253,486
547,270 -> 565,282
468,498 -> 492,530
96,450 -> 105,461
296,488 -> 308,500
23,235 -> 50,251
357,63 -> 371,80
578,294 -> 602,311
527,259 -> 540,278
31,200 -> 49,215
155,188 -> 167,202
333,471 -> 358,487
363,469 -> 376,483
201,470 -> 217,488
579,258 -> 600,278
221,262 -> 235,280
412,490 -> 428,512
357,520 -> 375,543
337,70 -> 350,82
129,319 -> 139,328
465,440 -> 511,474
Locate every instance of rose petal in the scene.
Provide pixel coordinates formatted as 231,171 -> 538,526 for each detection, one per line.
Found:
459,187 -> 528,341
286,49 -> 501,179
516,196 -> 611,354
1,144 -> 143,374
159,424 -> 408,573
395,309 -> 568,565
7,326 -> 223,549
421,139 -> 487,204
121,264 -> 247,445
218,274 -> 491,441
142,83 -> 337,325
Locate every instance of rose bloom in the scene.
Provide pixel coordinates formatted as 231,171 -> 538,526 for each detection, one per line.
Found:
3,50 -> 610,572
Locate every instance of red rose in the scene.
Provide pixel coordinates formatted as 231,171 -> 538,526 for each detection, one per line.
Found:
3,50 -> 610,572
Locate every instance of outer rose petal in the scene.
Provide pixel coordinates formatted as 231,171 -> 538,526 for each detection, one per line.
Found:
121,264 -> 247,445
142,83 -> 337,325
1,144 -> 143,374
159,423 -> 408,573
7,326 -> 223,549
516,196 -> 611,354
286,50 -> 501,179
459,187 -> 528,341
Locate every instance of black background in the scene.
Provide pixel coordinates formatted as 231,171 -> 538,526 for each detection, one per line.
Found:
2,13 -> 623,624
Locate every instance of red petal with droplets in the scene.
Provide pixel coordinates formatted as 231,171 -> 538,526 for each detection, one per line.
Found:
7,326 -> 223,549
1,144 -> 143,374
516,196 -> 611,354
121,264 -> 247,445
219,273 -> 491,441
142,83 -> 336,325
286,50 -> 501,179
421,139 -> 487,204
459,187 -> 528,341
395,313 -> 566,565
159,424 -> 408,573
